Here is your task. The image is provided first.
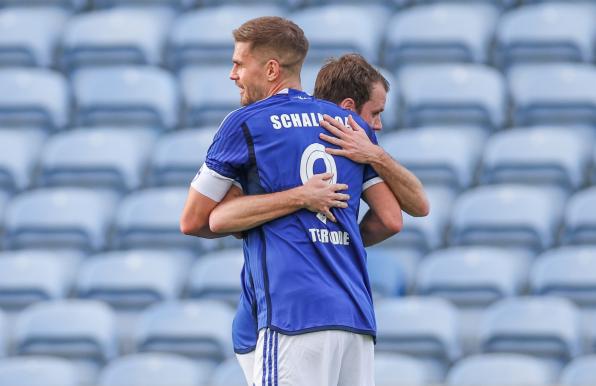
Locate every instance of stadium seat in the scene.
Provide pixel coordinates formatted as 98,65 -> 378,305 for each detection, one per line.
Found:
149,127 -> 217,186
38,127 -> 156,192
366,247 -> 407,298
481,126 -> 592,190
98,353 -> 213,386
0,0 -> 87,8
416,246 -> 531,307
187,248 -> 244,304
62,7 -> 174,70
134,300 -> 235,361
0,249 -> 82,309
0,129 -> 45,193
450,184 -> 566,251
375,297 -> 461,362
0,190 -> 8,233
398,64 -> 507,129
168,4 -> 285,69
0,356 -> 82,386
14,299 -> 118,362
291,5 -> 390,65
479,297 -> 582,360
384,3 -> 498,68
3,187 -> 118,252
446,353 -> 558,386
0,7 -> 68,67
209,357 -> 247,386
112,187 -> 214,253
0,68 -> 69,130
563,187 -> 596,245
531,246 -> 596,307
380,126 -> 487,191
77,249 -> 193,309
180,65 -> 241,127
496,2 -> 596,67
0,309 -> 5,356
560,355 -> 596,386
72,66 -> 180,130
509,63 -> 596,126
375,353 -> 443,386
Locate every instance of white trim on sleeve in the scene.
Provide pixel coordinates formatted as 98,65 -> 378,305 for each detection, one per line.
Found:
362,177 -> 383,192
190,164 -> 235,202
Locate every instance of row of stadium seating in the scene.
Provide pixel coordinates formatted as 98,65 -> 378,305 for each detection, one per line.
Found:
1,62 -> 596,131
1,2 -> 596,69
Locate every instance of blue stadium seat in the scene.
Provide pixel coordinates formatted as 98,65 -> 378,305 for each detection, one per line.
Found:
0,0 -> 87,8
375,297 -> 461,362
366,247 -> 407,298
291,5 -> 390,65
563,187 -> 596,245
398,64 -> 507,129
135,300 -> 235,361
149,127 -> 217,186
0,190 -> 9,233
481,126 -> 592,190
560,355 -> 596,386
98,353 -> 213,386
187,248 -> 244,304
531,246 -> 596,307
113,187 -> 215,253
209,357 -> 247,386
77,249 -> 193,309
0,129 -> 45,193
0,249 -> 82,309
496,2 -> 596,67
375,353 -> 443,386
417,246 -> 532,307
509,63 -> 596,126
14,300 -> 118,362
0,7 -> 68,67
381,126 -> 486,191
180,65 -> 240,127
450,184 -> 566,251
3,188 -> 118,252
447,353 -> 558,386
384,3 -> 498,69
0,68 -> 69,130
72,66 -> 180,130
479,297 -> 581,360
0,356 -> 82,386
62,7 -> 174,70
0,309 -> 5,356
410,0 -> 518,7
38,127 -> 156,192
168,5 -> 285,69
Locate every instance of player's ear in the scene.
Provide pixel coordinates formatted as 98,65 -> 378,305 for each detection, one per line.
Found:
339,98 -> 357,112
266,59 -> 281,82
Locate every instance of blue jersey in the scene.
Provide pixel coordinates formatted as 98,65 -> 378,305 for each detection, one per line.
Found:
207,89 -> 379,337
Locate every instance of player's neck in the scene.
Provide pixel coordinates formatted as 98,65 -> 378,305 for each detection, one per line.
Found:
268,78 -> 302,96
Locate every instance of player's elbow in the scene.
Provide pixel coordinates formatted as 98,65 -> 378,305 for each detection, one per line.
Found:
413,197 -> 430,217
386,215 -> 403,234
180,215 -> 206,236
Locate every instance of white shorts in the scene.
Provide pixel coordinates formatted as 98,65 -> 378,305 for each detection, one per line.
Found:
251,328 -> 374,386
236,351 -> 255,386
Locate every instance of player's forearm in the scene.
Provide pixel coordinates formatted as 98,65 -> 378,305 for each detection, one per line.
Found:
359,210 -> 397,247
369,148 -> 430,217
209,187 -> 306,233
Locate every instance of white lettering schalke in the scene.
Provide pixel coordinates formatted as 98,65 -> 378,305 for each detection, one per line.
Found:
270,112 -> 328,129
308,228 -> 350,245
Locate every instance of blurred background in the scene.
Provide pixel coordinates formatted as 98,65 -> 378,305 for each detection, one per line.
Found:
0,0 -> 596,385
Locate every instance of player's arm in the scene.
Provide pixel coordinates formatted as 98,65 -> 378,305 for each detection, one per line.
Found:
209,173 -> 349,233
320,114 -> 430,217
359,181 -> 403,247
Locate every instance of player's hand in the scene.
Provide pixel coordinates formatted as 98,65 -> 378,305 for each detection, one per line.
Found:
319,114 -> 383,164
300,172 -> 349,223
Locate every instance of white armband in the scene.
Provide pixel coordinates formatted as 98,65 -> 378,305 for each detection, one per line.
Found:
190,164 -> 242,202
362,177 -> 383,191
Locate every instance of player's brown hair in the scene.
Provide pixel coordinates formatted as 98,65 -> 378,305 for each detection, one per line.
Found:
314,54 -> 390,113
233,16 -> 309,75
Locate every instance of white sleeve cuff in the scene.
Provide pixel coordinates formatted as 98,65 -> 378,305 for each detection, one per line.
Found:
362,177 -> 383,192
190,164 -> 238,202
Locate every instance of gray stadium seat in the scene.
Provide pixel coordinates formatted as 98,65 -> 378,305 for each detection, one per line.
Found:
375,353 -> 443,386
561,355 -> 596,386
384,3 -> 498,68
398,64 -> 507,130
563,187 -> 596,245
0,356 -> 82,386
209,357 -> 248,386
509,63 -> 596,126
38,127 -> 156,192
0,7 -> 68,67
62,7 -> 174,70
187,248 -> 244,304
72,66 -> 180,130
0,129 -> 45,193
450,184 -> 566,252
77,249 -> 193,309
0,68 -> 69,130
496,2 -> 596,67
0,0 -> 87,9
366,247 -> 407,298
3,187 -> 118,252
